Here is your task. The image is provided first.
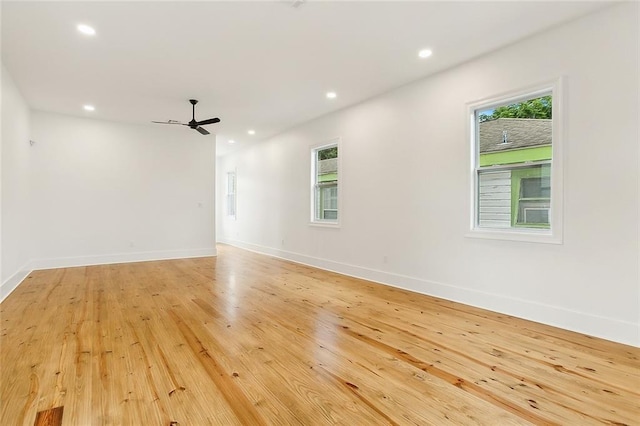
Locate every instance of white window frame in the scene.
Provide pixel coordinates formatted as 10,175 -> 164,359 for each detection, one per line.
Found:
467,78 -> 564,244
310,138 -> 341,227
226,170 -> 237,220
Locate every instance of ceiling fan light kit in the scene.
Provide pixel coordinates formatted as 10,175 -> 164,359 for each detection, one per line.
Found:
152,99 -> 220,135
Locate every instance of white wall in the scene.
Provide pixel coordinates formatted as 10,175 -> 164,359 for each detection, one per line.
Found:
1,64 -> 33,299
217,4 -> 639,346
28,112 -> 217,269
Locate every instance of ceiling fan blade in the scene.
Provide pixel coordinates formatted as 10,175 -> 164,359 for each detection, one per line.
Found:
151,120 -> 186,125
195,126 -> 210,135
195,117 -> 220,126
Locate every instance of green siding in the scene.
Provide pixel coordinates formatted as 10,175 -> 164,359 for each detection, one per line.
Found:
510,166 -> 551,228
318,173 -> 337,183
480,145 -> 551,167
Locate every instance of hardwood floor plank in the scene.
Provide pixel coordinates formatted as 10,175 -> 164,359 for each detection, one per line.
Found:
33,406 -> 63,426
1,244 -> 639,425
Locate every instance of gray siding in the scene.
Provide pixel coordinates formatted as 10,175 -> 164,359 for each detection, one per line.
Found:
478,170 -> 512,228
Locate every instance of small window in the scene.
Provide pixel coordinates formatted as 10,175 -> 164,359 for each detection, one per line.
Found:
226,171 -> 236,218
469,80 -> 563,243
311,141 -> 339,224
515,172 -> 551,227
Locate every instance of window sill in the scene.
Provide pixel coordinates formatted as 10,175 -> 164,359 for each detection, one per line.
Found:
309,221 -> 341,229
466,227 -> 562,244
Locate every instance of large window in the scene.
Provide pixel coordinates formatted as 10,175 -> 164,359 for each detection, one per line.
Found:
470,81 -> 563,243
311,142 -> 339,224
226,171 -> 236,218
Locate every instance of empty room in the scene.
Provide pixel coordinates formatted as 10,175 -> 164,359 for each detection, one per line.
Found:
1,1 -> 638,425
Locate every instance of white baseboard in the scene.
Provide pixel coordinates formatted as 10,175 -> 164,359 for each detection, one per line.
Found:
0,262 -> 32,303
218,237 -> 639,347
30,247 -> 217,270
0,248 -> 217,303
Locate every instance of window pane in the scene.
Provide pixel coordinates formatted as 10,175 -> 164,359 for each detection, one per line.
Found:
515,165 -> 551,226
227,194 -> 236,217
322,186 -> 337,209
318,146 -> 338,161
323,210 -> 338,220
475,93 -> 553,231
317,157 -> 338,182
522,208 -> 549,224
478,95 -> 552,167
226,172 -> 236,217
477,170 -> 512,228
521,176 -> 550,199
227,173 -> 236,194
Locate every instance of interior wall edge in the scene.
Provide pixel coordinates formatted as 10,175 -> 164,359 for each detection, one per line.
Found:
1,62 -> 33,288
218,238 -> 639,348
0,262 -> 31,303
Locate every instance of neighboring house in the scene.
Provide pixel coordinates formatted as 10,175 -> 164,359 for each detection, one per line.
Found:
478,118 -> 551,228
316,157 -> 338,220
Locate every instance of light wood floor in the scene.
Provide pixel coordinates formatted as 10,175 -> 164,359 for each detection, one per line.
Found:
1,244 -> 638,425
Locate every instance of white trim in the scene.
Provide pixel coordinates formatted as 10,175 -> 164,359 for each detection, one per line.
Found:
467,77 -> 564,244
465,227 -> 561,244
0,249 -> 217,303
30,248 -> 217,270
0,262 -> 32,303
550,76 -> 565,243
218,237 -> 638,347
308,221 -> 341,229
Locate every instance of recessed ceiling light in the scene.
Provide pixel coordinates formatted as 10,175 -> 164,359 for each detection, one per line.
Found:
228,140 -> 236,144
326,92 -> 337,99
247,130 -> 256,135
77,24 -> 96,36
83,105 -> 95,111
418,49 -> 433,59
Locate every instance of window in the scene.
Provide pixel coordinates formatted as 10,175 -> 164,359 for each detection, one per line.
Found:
469,80 -> 563,243
517,174 -> 550,226
311,141 -> 339,225
320,186 -> 338,220
226,171 -> 236,218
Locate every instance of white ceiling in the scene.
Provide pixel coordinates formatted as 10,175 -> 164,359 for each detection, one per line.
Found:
2,1 -> 610,156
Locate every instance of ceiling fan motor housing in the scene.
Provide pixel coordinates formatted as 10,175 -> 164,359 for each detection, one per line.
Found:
189,99 -> 200,127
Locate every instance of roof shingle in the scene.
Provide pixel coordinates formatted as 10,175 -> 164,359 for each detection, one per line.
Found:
479,118 -> 551,153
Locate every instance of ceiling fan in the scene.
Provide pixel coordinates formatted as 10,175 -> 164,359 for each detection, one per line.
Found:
152,99 -> 220,135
